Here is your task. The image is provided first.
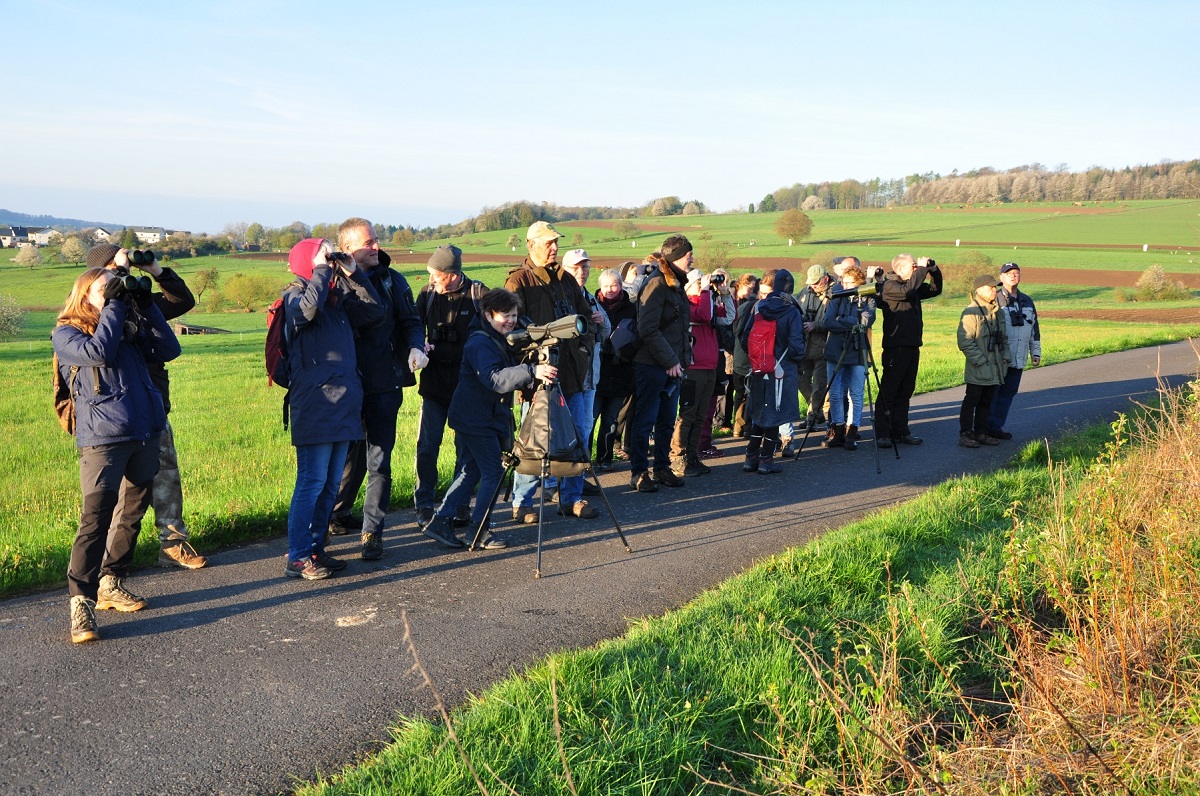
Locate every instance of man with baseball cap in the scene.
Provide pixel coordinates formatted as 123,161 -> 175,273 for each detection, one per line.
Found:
796,263 -> 832,432
412,244 -> 487,528
956,274 -> 1010,448
505,222 -> 600,521
987,262 -> 1041,439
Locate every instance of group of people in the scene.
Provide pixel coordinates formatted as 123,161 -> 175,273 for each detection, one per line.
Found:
52,222 -> 1040,643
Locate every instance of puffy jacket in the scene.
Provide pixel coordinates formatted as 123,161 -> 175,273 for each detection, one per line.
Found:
283,264 -> 383,447
504,259 -> 595,395
957,296 -> 1010,386
417,275 -> 485,405
687,289 -> 718,370
996,287 -> 1041,368
739,293 -> 806,427
879,265 -> 943,349
53,299 -> 180,449
823,294 -> 877,368
354,251 -> 425,396
633,262 -> 691,370
448,317 -> 537,439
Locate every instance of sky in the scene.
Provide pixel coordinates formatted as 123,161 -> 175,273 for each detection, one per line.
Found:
2,0 -> 1197,234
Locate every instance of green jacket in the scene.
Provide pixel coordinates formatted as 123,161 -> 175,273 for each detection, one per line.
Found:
957,297 -> 1010,386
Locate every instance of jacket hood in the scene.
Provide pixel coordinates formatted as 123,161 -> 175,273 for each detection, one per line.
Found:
773,268 -> 795,296
758,294 -> 795,320
288,238 -> 328,280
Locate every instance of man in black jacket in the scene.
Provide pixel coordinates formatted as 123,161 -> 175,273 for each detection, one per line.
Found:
874,253 -> 942,447
328,218 -> 426,560
93,243 -> 206,571
413,244 -> 484,528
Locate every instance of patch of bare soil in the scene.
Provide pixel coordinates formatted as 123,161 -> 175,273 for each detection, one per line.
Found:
1040,308 -> 1200,324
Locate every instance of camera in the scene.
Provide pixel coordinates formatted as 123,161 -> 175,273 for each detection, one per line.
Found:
829,282 -> 879,300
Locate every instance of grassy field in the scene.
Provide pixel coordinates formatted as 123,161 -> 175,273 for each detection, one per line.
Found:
2,201 -> 1198,598
295,379 -> 1200,795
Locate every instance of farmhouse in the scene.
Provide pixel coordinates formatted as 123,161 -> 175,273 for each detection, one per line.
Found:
30,228 -> 61,246
130,225 -> 167,244
1,226 -> 34,247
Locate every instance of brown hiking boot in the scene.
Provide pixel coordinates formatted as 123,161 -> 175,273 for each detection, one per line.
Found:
95,575 -> 148,612
158,540 -> 207,569
70,595 -> 99,643
959,431 -> 981,448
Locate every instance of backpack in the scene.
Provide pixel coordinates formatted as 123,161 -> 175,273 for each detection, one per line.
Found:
512,382 -> 590,478
747,312 -> 781,374
52,352 -> 98,436
265,295 -> 289,388
607,274 -> 654,364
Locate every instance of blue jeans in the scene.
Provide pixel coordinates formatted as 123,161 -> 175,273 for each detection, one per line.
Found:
289,440 -> 350,562
827,362 -> 867,426
630,364 -> 681,474
512,390 -> 590,507
987,367 -> 1023,433
332,391 -> 402,535
437,431 -> 505,531
413,397 -> 466,510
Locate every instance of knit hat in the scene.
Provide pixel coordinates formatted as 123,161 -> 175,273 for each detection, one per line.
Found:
427,244 -> 463,274
973,274 -> 1000,291
805,264 -> 828,285
685,268 -> 704,289
86,243 -> 120,270
526,220 -> 560,242
660,235 -> 693,264
288,238 -> 329,280
773,268 -> 795,296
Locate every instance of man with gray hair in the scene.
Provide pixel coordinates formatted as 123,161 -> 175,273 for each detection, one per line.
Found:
329,217 -> 427,560
874,253 -> 942,447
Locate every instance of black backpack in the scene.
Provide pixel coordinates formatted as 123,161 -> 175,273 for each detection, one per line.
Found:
512,382 -> 590,478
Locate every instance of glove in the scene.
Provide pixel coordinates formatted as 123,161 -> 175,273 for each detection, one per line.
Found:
102,277 -> 125,301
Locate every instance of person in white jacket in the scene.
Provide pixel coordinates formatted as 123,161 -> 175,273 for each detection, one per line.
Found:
987,262 -> 1042,439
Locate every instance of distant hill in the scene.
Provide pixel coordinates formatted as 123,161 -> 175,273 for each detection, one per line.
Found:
0,208 -> 123,231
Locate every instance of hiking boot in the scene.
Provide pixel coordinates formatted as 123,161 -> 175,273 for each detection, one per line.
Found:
422,515 -> 465,548
652,468 -> 685,488
596,461 -> 614,472
631,471 -> 658,492
582,480 -> 601,496
897,434 -> 923,445
415,507 -> 435,528
512,505 -> 538,525
958,431 -> 981,448
285,555 -> 331,580
452,504 -> 473,528
558,500 -> 599,519
96,575 -> 148,612
683,453 -> 711,477
314,550 -> 348,571
328,514 -> 361,536
69,595 -> 98,644
477,533 -> 507,550
158,540 -> 207,569
742,454 -> 759,473
823,424 -> 846,449
876,437 -> 894,449
360,533 -> 384,560
757,458 -> 783,474
989,429 -> 1014,440
975,431 -> 1001,446
844,424 -> 860,452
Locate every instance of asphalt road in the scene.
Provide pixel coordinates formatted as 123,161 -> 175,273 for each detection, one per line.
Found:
2,340 -> 1196,796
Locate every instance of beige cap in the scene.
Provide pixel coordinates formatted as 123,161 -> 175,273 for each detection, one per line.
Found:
526,220 -> 561,242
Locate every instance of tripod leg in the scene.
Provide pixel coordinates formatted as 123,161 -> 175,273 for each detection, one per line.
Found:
470,459 -> 517,550
584,466 -> 632,552
534,461 -> 548,579
862,366 -> 883,476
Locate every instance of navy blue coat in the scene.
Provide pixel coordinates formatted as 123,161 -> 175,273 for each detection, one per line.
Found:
354,252 -> 425,396
739,293 -> 806,427
822,294 -> 877,368
448,319 -> 537,440
53,299 -> 180,449
283,264 -> 383,447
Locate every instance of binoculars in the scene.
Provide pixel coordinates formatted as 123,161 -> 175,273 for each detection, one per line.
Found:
127,250 -> 156,265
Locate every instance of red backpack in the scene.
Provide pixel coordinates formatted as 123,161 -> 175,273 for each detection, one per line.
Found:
746,312 -> 780,374
265,296 -> 289,388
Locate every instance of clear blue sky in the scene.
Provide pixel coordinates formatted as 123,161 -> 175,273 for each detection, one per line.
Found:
3,0 -> 1197,233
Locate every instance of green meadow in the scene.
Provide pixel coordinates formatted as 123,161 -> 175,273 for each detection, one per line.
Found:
2,201 -> 1198,597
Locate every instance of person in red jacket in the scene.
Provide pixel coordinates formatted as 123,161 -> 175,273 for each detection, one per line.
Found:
669,268 -> 723,477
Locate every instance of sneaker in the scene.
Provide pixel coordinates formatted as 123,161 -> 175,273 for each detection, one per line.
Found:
422,515 -> 465,548
315,550 -> 348,571
512,505 -> 538,525
285,555 -> 331,580
975,432 -> 1001,446
158,540 -> 207,569
558,500 -> 599,519
631,471 -> 658,493
328,514 -> 362,536
95,574 -> 148,612
360,533 -> 384,561
682,460 -> 711,477
69,595 -> 99,644
958,432 -> 981,448
652,468 -> 685,488
477,533 -> 508,550
596,461 -> 614,472
415,507 -> 435,528
698,446 -> 724,459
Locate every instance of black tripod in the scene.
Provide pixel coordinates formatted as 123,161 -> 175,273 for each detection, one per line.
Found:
468,372 -> 631,578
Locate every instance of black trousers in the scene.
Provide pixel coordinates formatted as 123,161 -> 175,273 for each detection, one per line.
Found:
70,437 -> 160,599
960,383 -> 997,435
875,345 -> 920,440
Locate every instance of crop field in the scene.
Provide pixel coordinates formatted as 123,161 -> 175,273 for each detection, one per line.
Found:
1,201 -> 1198,596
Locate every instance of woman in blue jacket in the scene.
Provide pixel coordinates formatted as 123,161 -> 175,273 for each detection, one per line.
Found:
422,289 -> 557,550
821,264 -> 878,451
53,267 -> 181,643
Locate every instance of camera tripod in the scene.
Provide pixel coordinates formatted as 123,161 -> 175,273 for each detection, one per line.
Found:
467,374 -> 632,578
793,327 -> 897,473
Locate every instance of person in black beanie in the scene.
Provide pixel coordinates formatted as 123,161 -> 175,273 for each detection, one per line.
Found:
874,253 -> 942,447
412,244 -> 486,528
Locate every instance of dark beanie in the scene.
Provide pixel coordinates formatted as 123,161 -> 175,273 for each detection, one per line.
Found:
86,243 -> 121,270
773,268 -> 795,296
427,244 -> 463,273
660,235 -> 692,264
